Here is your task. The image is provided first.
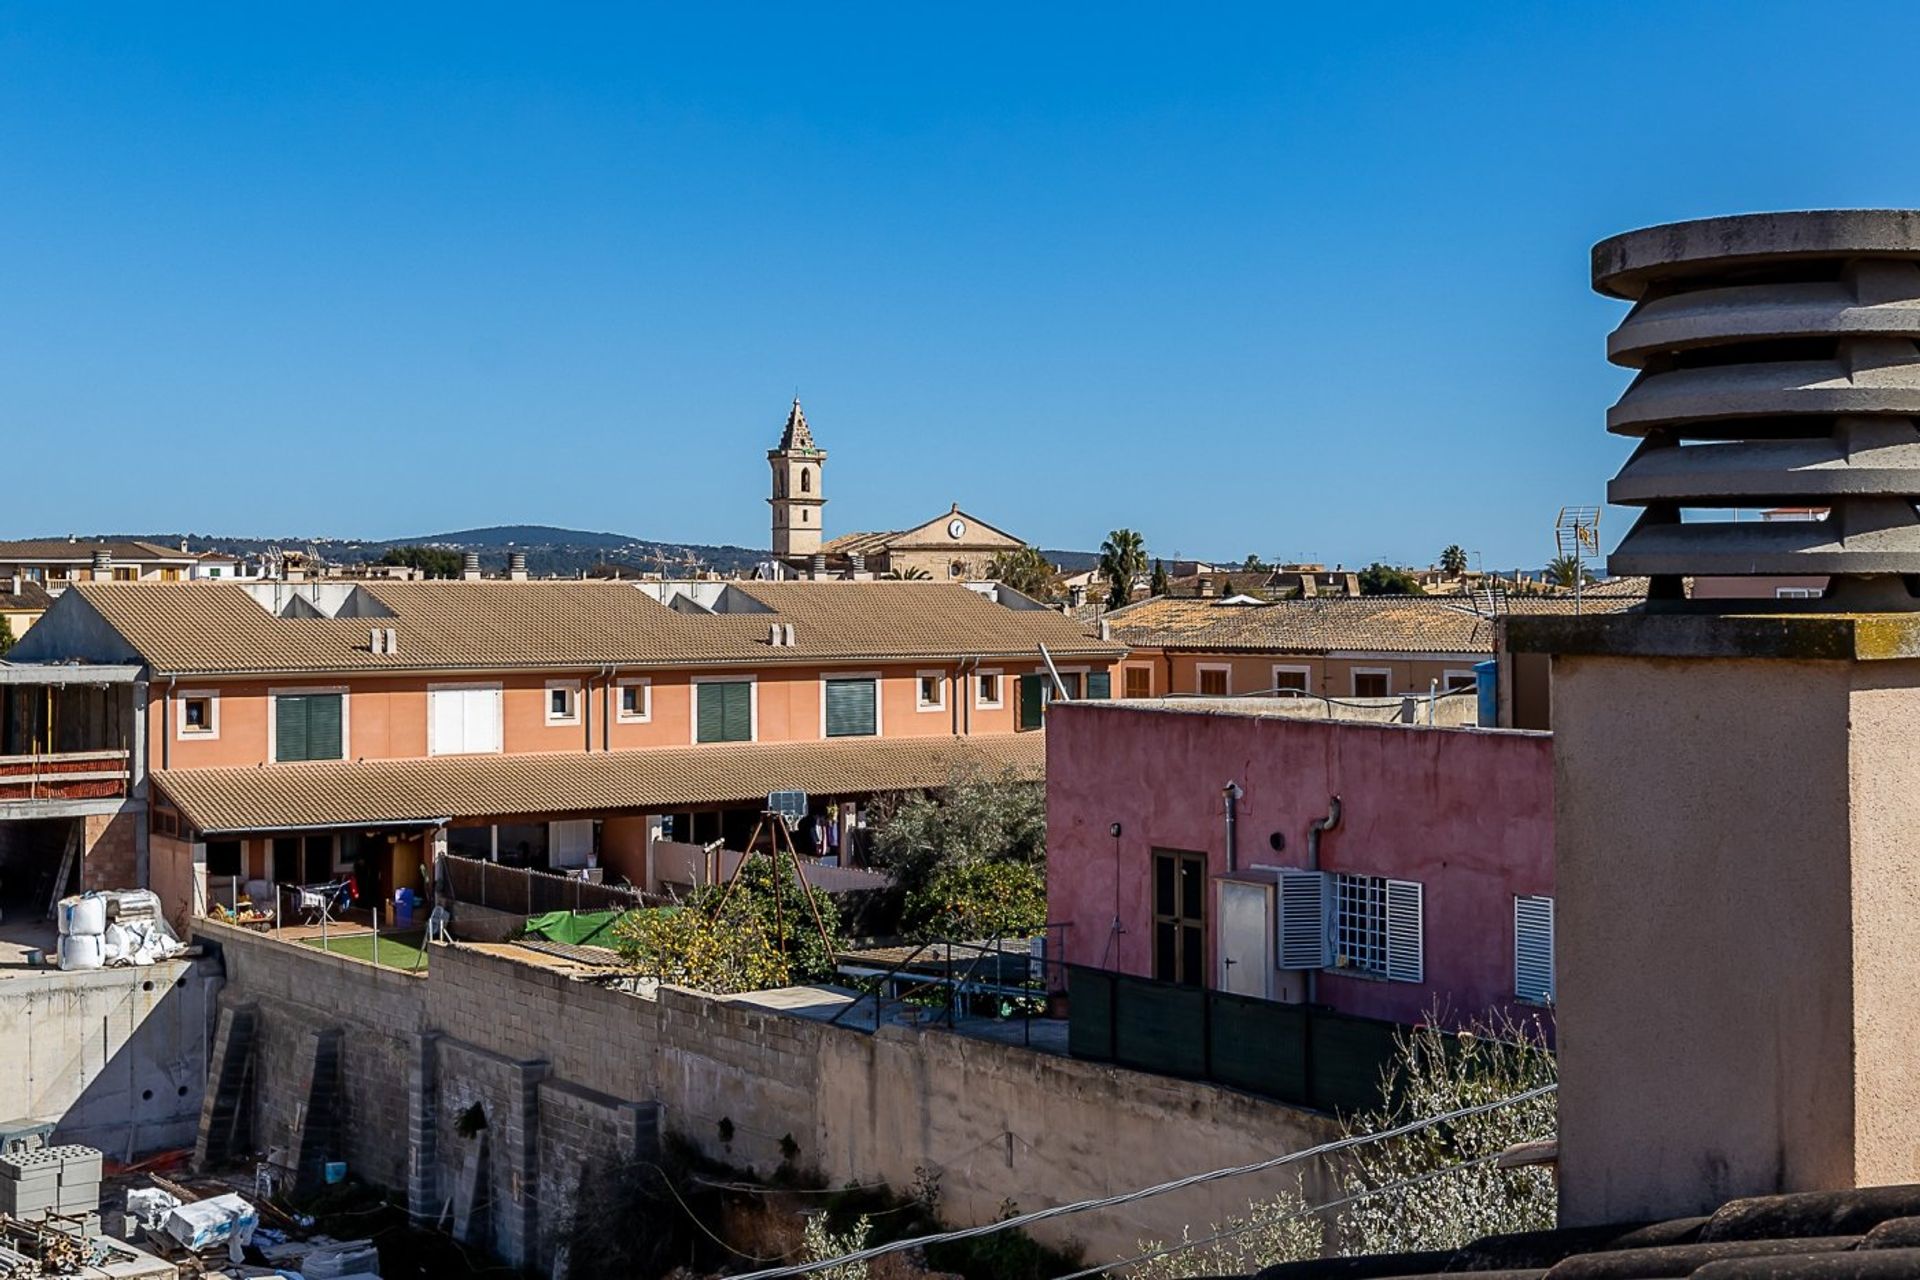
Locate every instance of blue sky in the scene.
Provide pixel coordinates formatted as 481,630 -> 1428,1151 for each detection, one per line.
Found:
2,4 -> 1916,567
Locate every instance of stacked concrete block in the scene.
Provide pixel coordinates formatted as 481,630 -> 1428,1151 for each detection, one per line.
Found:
0,1145 -> 104,1218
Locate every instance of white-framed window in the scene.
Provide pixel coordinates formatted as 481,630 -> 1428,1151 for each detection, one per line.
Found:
1352,668 -> 1393,698
428,683 -> 503,756
1515,895 -> 1555,1004
821,673 -> 881,738
916,670 -> 946,712
617,677 -> 652,723
176,689 -> 220,740
1443,669 -> 1478,692
1333,872 -> 1423,983
975,668 -> 1003,709
1196,664 -> 1231,696
269,687 -> 349,764
546,680 -> 582,726
1270,665 -> 1312,695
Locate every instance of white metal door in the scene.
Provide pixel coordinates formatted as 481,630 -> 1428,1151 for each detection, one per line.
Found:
1218,879 -> 1275,999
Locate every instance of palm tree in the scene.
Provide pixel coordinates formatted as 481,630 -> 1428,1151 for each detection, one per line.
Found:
1544,554 -> 1591,588
1099,529 -> 1148,610
1440,545 -> 1468,576
883,565 -> 932,580
986,546 -> 1060,600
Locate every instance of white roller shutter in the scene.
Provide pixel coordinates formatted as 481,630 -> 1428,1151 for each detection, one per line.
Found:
549,820 -> 595,869
1515,895 -> 1555,1003
429,687 -> 502,756
1278,869 -> 1331,970
1385,879 -> 1424,984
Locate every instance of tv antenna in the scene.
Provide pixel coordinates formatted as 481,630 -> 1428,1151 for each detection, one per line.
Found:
1555,506 -> 1603,614
711,788 -> 837,966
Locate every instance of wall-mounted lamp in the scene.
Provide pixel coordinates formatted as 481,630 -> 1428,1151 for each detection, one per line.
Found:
1108,822 -> 1124,838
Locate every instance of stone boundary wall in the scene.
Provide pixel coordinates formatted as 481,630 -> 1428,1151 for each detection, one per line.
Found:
198,922 -> 1341,1266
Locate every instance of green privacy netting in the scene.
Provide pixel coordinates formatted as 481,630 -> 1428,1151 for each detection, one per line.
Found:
520,909 -> 624,946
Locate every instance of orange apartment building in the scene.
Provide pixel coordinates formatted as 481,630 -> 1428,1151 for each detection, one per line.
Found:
5,578 -> 1121,926
1103,586 -> 1644,701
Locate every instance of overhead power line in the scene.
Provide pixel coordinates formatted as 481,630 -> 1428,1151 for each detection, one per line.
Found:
723,1082 -> 1559,1280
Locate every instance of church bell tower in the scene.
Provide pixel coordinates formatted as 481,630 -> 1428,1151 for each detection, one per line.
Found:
768,398 -> 827,558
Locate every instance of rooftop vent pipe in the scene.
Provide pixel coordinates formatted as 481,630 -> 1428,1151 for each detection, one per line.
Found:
811,553 -> 827,580
461,552 -> 482,581
91,549 -> 112,578
849,553 -> 865,573
508,552 -> 528,581
1595,209 -> 1920,609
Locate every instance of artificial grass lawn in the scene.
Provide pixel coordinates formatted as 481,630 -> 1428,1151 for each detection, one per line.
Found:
298,929 -> 429,972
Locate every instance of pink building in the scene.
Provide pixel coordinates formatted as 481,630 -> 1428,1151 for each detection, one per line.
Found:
1045,698 -> 1556,1029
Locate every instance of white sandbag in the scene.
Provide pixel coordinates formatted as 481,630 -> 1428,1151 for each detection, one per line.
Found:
163,1192 -> 257,1252
58,933 -> 105,971
58,894 -> 107,937
126,1186 -> 180,1229
102,922 -> 131,963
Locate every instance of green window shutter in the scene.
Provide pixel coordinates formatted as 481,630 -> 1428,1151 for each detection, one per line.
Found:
824,679 -> 877,737
723,682 -> 752,742
275,695 -> 309,762
1087,671 -> 1111,700
698,682 -> 753,743
697,684 -> 725,743
1018,674 -> 1045,730
307,694 -> 344,760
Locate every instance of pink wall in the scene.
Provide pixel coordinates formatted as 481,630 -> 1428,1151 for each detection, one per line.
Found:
1045,703 -> 1554,1028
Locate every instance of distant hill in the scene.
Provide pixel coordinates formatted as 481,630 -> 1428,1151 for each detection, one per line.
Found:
86,525 -> 1108,579
98,526 -> 773,578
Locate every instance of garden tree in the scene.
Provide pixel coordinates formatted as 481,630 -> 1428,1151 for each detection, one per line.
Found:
1150,558 -> 1171,597
868,765 -> 1046,902
611,853 -> 842,994
1544,554 -> 1593,588
1099,528 -> 1148,609
1242,553 -> 1267,572
903,860 -> 1047,940
987,545 -> 1062,601
0,614 -> 12,659
1440,544 -> 1469,576
1358,562 -> 1425,596
379,545 -> 466,578
1129,1012 -> 1557,1277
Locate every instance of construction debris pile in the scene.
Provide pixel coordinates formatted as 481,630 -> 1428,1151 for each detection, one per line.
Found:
55,891 -> 184,971
0,1143 -> 170,1279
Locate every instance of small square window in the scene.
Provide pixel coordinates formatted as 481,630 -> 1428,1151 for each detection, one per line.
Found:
618,680 -> 651,722
546,682 -> 581,724
976,671 -> 1002,707
917,672 -> 945,711
1353,671 -> 1391,698
178,691 -> 218,739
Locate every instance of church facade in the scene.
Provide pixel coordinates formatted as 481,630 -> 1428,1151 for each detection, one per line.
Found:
766,400 -> 1025,580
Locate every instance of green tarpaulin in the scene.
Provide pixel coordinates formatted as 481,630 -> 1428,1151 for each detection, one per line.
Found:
520,909 -> 623,946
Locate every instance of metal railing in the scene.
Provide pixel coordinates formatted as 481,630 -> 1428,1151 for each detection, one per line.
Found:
830,921 -> 1071,1044
440,853 -> 656,915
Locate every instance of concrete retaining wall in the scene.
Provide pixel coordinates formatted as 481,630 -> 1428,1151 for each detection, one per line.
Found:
0,954 -> 221,1156
197,921 -> 1338,1269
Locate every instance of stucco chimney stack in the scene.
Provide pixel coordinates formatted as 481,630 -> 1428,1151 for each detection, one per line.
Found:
1512,209 -> 1920,1230
90,549 -> 112,580
810,553 -> 827,580
461,552 -> 482,581
508,552 -> 528,581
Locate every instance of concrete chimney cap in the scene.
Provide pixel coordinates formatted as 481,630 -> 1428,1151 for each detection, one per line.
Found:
1593,209 -> 1920,300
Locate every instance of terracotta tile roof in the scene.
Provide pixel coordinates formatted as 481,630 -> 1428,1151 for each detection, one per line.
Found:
819,530 -> 902,556
0,580 -> 52,611
1252,1183 -> 1920,1279
153,732 -> 1045,832
1106,588 -> 1644,655
0,538 -> 193,563
51,579 -> 1122,675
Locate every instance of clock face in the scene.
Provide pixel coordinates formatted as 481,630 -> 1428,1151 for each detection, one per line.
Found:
948,518 -> 967,539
